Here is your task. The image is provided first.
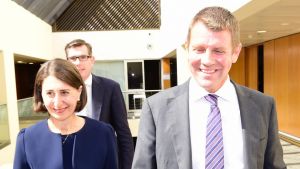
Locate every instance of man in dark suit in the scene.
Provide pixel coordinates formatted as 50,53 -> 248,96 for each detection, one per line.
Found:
65,39 -> 134,169
132,6 -> 286,169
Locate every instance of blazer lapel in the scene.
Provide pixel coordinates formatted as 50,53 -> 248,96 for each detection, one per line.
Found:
92,75 -> 103,120
234,83 -> 261,169
168,81 -> 192,169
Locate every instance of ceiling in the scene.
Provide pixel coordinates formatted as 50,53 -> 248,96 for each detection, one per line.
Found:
12,0 -> 74,25
12,0 -> 300,60
236,0 -> 300,47
14,54 -> 46,65
12,0 -> 160,31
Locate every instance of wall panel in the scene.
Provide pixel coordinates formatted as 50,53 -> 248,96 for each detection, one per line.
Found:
162,58 -> 171,89
274,37 -> 289,132
263,41 -> 275,96
245,46 -> 258,90
263,33 -> 300,138
288,34 -> 300,137
230,47 -> 245,85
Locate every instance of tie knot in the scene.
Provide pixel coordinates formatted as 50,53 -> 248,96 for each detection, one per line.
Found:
204,94 -> 218,106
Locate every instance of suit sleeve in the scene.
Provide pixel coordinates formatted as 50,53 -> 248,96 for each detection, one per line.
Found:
132,99 -> 157,169
110,83 -> 134,169
13,129 -> 30,169
264,98 -> 286,169
104,125 -> 119,169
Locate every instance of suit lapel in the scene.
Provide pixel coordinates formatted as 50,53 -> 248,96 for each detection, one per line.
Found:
234,83 -> 261,169
168,81 -> 192,169
92,75 -> 103,120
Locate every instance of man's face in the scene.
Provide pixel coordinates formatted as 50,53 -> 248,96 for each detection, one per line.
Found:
66,45 -> 95,81
187,22 -> 241,93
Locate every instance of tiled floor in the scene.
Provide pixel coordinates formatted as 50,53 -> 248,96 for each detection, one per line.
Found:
281,140 -> 300,169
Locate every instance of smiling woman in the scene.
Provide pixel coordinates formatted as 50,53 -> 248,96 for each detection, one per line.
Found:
13,58 -> 118,169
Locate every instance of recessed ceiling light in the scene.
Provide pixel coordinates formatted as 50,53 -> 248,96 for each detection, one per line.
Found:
29,62 -> 34,64
17,61 -> 24,63
280,23 -> 289,26
257,30 -> 267,34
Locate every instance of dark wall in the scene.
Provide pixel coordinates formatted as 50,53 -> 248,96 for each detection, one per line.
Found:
144,60 -> 161,90
15,63 -> 41,99
170,58 -> 177,87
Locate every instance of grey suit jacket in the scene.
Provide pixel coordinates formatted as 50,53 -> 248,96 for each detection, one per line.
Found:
132,80 -> 286,169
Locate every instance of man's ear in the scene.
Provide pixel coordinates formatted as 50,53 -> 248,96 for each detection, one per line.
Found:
232,43 -> 242,63
78,85 -> 83,100
184,41 -> 189,51
91,56 -> 95,64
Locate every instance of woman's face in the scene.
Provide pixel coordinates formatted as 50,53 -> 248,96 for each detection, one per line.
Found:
42,75 -> 82,122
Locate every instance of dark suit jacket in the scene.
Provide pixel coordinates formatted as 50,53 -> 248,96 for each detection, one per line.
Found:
132,80 -> 286,169
91,75 -> 134,169
14,117 -> 118,169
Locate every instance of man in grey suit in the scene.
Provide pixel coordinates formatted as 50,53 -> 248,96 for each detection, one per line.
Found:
65,39 -> 134,169
132,6 -> 286,169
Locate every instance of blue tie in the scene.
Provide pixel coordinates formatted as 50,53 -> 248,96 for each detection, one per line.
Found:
204,94 -> 224,169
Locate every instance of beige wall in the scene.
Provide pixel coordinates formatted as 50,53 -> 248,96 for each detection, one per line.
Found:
0,53 -> 18,167
0,52 -> 6,104
0,1 -> 53,59
52,30 -> 160,60
0,0 -> 53,166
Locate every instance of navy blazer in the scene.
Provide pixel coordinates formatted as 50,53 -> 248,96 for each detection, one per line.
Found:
14,117 -> 118,169
91,75 -> 134,169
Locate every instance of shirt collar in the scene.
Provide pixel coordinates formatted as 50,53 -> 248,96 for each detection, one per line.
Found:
189,76 -> 236,102
84,74 -> 92,87
216,76 -> 237,102
189,77 -> 209,102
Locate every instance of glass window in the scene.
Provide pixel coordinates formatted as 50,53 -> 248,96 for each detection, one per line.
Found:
0,52 -> 10,149
93,61 -> 125,90
127,62 -> 143,90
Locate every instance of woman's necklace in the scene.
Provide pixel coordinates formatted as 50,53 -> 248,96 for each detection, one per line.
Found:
62,134 -> 70,144
61,126 -> 70,145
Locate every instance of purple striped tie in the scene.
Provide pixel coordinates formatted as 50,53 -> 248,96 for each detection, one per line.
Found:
204,94 -> 224,169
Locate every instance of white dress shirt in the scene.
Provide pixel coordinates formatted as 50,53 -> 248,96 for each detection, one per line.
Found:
189,76 -> 245,169
76,74 -> 93,118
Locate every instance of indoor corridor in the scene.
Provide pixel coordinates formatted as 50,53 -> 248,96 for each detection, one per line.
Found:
281,139 -> 300,169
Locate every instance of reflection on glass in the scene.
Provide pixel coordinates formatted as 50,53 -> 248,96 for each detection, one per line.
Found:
0,104 -> 10,148
93,61 -> 125,90
128,93 -> 146,110
0,53 -> 10,149
127,62 -> 143,89
18,97 -> 48,130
